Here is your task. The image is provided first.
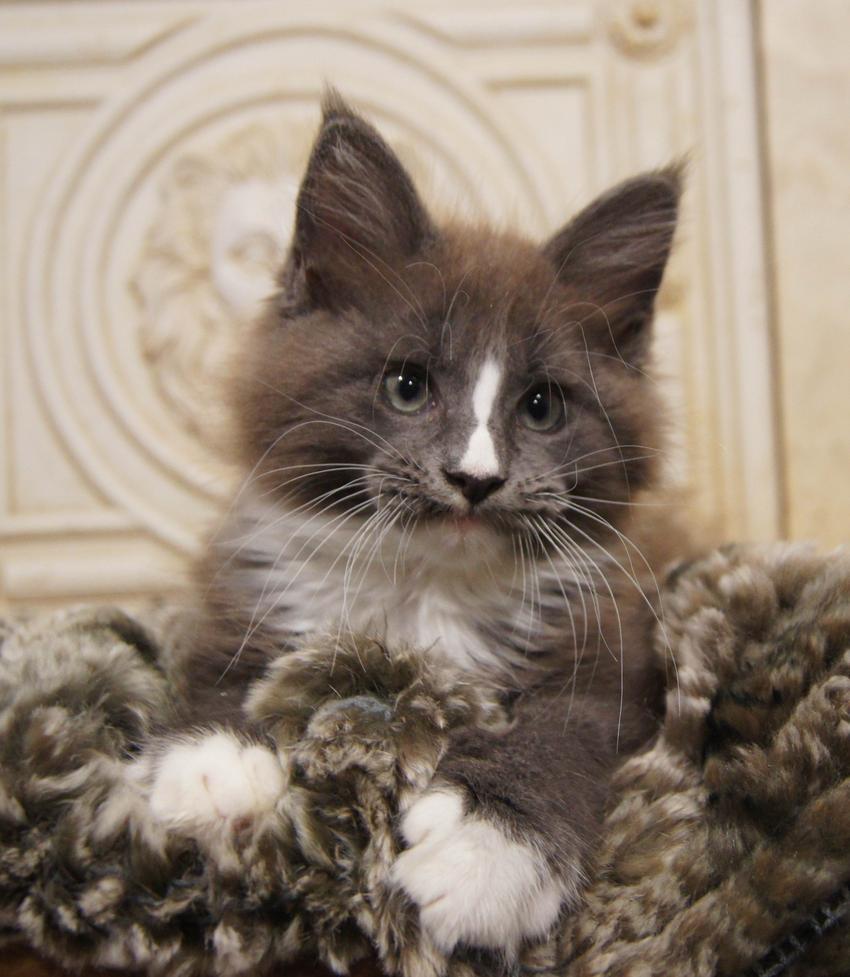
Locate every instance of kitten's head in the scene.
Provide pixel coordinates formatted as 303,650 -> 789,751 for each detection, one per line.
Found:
234,94 -> 680,557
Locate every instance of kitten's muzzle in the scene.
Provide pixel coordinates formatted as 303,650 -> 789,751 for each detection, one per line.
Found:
442,468 -> 506,507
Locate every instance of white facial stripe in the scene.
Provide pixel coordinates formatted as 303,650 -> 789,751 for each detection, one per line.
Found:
459,357 -> 502,477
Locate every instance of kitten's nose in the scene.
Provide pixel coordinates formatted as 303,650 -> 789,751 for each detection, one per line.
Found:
443,468 -> 506,506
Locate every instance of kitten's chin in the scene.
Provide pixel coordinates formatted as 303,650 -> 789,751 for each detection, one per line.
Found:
416,512 -> 505,559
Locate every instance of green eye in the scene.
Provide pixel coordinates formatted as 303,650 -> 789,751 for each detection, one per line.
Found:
382,365 -> 430,413
519,382 -> 565,432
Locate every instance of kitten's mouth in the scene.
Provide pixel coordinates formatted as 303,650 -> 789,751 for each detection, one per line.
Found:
410,499 -> 506,546
448,514 -> 484,534
412,497 -> 483,524
420,504 -> 484,528
430,511 -> 501,550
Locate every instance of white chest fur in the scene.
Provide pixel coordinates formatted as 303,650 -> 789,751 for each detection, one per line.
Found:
227,495 -> 536,677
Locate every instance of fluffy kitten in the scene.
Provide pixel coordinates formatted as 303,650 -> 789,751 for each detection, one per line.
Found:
153,94 -> 681,955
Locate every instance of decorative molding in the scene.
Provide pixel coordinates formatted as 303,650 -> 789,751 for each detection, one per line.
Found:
606,0 -> 691,59
0,105 -> 7,528
131,123 -> 309,445
0,547 -> 187,602
0,10 -> 195,65
398,4 -> 594,46
0,511 -> 136,541
693,0 -> 780,540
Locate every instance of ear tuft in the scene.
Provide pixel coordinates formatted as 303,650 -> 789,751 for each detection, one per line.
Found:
543,162 -> 684,365
320,87 -> 357,125
289,91 -> 432,311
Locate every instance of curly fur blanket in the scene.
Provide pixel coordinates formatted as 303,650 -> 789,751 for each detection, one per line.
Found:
1,544 -> 850,977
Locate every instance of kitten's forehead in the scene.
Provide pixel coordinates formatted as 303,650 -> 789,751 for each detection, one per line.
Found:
414,228 -> 573,369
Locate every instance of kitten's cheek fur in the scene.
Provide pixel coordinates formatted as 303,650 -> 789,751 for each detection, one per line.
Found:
391,787 -> 570,954
146,731 -> 285,833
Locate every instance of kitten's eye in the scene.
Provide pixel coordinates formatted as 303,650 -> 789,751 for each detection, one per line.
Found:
519,382 -> 565,432
382,365 -> 430,413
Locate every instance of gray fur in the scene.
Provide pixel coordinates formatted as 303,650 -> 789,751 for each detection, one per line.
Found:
186,99 -> 677,908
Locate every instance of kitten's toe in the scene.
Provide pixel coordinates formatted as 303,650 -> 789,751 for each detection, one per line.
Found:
391,787 -> 569,955
149,731 -> 285,833
398,786 -> 463,845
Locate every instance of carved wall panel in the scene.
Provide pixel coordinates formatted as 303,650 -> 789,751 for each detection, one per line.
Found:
0,0 -> 778,609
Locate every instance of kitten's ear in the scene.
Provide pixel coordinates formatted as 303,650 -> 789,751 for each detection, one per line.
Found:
543,165 -> 682,365
288,92 -> 432,310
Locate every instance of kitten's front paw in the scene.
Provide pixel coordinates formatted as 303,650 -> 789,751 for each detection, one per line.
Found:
148,731 -> 285,834
391,788 -> 566,955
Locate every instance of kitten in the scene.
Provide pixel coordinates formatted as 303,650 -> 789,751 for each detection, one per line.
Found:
152,93 -> 680,955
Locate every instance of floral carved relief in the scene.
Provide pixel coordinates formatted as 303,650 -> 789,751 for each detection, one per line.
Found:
131,123 -> 311,444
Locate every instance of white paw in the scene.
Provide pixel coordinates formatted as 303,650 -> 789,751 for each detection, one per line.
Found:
391,788 -> 566,955
149,732 -> 285,833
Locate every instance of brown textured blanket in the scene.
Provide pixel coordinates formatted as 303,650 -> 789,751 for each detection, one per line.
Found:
1,543 -> 849,977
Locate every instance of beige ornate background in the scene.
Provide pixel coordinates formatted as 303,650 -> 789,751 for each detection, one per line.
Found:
0,0 -> 846,611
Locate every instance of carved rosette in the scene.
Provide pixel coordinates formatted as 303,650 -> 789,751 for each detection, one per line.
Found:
130,123 -> 313,444
606,0 -> 691,59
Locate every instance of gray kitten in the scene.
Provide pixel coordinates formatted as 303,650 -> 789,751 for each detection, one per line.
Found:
150,94 -> 680,956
